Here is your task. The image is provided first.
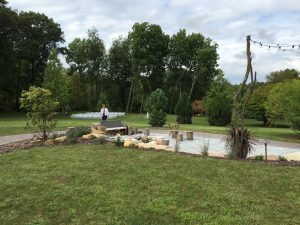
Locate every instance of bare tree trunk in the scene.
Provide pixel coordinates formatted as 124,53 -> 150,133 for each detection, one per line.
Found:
232,35 -> 255,126
189,78 -> 196,100
139,95 -> 144,114
15,59 -> 22,110
126,81 -> 133,114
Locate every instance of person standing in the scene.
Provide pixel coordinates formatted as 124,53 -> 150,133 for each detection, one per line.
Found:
100,104 -> 109,121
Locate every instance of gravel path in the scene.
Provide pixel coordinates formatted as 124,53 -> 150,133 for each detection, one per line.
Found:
0,131 -> 66,147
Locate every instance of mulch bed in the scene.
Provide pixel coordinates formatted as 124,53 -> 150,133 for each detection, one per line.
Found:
1,139 -> 300,167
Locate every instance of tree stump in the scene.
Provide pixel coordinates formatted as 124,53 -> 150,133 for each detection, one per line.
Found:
186,131 -> 193,140
177,133 -> 183,141
161,139 -> 169,145
144,128 -> 150,136
133,128 -> 138,135
128,127 -> 134,135
171,130 -> 178,139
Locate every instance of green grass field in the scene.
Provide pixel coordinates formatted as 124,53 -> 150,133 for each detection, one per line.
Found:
1,112 -> 299,143
0,145 -> 299,225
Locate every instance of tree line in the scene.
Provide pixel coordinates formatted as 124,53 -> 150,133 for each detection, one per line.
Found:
0,1 -> 219,113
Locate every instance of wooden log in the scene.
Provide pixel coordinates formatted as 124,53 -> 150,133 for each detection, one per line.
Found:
144,128 -> 150,136
176,133 -> 183,141
171,130 -> 178,139
186,131 -> 193,140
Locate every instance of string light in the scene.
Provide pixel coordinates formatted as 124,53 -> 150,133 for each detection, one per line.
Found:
249,37 -> 300,53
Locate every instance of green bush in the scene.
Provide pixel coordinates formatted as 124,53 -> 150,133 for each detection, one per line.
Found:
148,109 -> 166,127
205,76 -> 232,126
175,93 -> 193,124
19,86 -> 59,140
115,136 -> 124,146
278,155 -> 287,161
254,155 -> 264,161
144,89 -> 168,127
66,126 -> 91,140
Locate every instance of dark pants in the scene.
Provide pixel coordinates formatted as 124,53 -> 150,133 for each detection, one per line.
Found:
102,115 -> 107,121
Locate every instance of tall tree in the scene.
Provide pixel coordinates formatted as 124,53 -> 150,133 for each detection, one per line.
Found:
129,22 -> 169,93
168,29 -> 218,100
66,28 -> 106,109
107,37 -> 132,111
0,1 -> 18,110
43,48 -> 70,111
266,68 -> 299,83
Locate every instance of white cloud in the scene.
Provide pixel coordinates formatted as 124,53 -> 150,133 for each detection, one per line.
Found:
8,0 -> 300,83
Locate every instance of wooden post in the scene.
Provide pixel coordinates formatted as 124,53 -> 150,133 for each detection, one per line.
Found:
171,130 -> 178,139
264,143 -> 268,161
177,133 -> 183,141
144,128 -> 150,136
186,131 -> 193,140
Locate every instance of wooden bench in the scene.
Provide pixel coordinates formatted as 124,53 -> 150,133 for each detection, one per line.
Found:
168,123 -> 179,129
100,121 -> 128,134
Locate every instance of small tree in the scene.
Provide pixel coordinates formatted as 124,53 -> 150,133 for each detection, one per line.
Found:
20,86 -> 59,140
192,100 -> 206,116
205,76 -> 232,126
144,89 -> 168,127
175,93 -> 193,124
265,79 -> 300,133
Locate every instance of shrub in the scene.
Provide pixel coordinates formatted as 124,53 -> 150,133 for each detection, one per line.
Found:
278,155 -> 287,161
66,126 -> 91,140
19,86 -> 59,140
144,89 -> 168,127
95,136 -> 107,145
205,76 -> 232,126
192,100 -> 206,116
200,140 -> 209,157
225,125 -> 257,159
175,93 -> 193,124
115,136 -> 124,146
254,155 -> 264,161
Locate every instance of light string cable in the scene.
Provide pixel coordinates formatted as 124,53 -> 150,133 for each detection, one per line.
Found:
249,37 -> 300,53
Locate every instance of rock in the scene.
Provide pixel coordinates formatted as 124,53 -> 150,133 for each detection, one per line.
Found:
141,135 -> 149,143
124,140 -> 136,147
55,136 -> 67,142
91,133 -> 105,138
44,139 -> 55,146
82,134 -> 93,140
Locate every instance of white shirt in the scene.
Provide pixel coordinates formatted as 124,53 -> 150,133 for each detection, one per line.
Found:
100,107 -> 109,117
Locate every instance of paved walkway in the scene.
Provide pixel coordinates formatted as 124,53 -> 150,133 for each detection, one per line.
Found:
0,131 -> 66,147
1,129 -> 300,149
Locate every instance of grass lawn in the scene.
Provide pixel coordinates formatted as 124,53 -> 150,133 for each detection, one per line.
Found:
1,112 -> 299,143
0,145 -> 299,224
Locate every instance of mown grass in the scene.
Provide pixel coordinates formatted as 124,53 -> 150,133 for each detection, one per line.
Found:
0,145 -> 299,225
0,112 -> 299,143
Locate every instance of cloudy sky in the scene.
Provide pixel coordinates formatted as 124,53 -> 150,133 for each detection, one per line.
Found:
8,0 -> 300,83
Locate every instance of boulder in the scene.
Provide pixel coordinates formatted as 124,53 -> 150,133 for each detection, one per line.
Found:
44,139 -> 55,146
92,133 -> 106,138
55,136 -> 67,142
124,140 -> 136,147
82,134 -> 94,140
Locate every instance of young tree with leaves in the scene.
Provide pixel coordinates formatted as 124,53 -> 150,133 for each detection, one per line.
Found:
19,86 -> 59,140
144,89 -> 168,127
